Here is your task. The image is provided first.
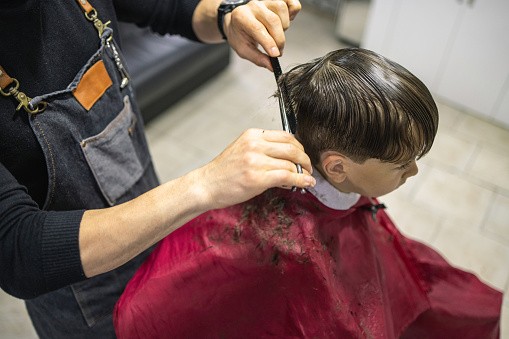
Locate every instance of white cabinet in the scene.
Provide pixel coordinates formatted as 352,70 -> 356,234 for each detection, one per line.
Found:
494,78 -> 509,127
362,0 -> 509,128
363,0 -> 462,92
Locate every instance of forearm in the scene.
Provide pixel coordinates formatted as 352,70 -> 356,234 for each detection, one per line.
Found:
80,169 -> 209,278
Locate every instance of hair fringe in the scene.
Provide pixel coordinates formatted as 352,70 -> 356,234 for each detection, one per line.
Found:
278,48 -> 439,165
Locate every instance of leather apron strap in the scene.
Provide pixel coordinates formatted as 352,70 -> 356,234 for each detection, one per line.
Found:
74,0 -> 111,38
0,65 -> 14,90
74,0 -> 94,15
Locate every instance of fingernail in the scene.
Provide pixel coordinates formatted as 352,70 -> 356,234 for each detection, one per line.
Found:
271,47 -> 280,57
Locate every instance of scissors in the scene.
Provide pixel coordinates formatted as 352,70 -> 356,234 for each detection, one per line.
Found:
269,57 -> 306,194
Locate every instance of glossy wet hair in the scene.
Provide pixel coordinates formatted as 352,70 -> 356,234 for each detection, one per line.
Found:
278,48 -> 439,165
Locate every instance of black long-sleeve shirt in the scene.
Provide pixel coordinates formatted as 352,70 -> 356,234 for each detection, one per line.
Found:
0,0 -> 200,299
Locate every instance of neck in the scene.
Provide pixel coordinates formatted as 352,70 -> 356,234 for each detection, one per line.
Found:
308,166 -> 360,211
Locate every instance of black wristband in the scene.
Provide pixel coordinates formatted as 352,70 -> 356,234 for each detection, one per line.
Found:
217,12 -> 228,40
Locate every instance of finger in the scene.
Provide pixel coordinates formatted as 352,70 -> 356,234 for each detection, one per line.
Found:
260,0 -> 301,21
261,1 -> 290,31
263,169 -> 316,190
285,0 -> 302,20
253,2 -> 288,54
230,7 -> 281,57
264,157 -> 313,181
243,130 -> 313,174
234,39 -> 274,69
264,143 -> 313,175
246,129 -> 305,151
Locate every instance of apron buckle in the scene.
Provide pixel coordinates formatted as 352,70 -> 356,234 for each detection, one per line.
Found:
0,78 -> 47,114
83,7 -> 111,38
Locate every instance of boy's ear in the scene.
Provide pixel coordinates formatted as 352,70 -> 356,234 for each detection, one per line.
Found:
319,151 -> 347,184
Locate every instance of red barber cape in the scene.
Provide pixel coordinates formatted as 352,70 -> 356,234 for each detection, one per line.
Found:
114,189 -> 502,339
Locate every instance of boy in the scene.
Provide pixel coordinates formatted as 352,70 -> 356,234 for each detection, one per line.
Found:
113,48 -> 502,338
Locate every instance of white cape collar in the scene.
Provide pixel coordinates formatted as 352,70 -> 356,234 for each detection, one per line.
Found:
306,168 -> 360,211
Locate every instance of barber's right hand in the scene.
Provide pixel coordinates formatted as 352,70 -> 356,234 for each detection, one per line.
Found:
196,128 -> 315,210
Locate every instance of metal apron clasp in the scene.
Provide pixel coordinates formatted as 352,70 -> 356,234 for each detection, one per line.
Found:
0,78 -> 47,114
84,7 -> 111,38
77,1 -> 130,89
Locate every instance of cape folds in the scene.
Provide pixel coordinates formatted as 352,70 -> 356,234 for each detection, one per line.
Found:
114,188 -> 501,338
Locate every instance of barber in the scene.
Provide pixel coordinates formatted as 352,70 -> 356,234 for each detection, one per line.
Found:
0,0 -> 314,337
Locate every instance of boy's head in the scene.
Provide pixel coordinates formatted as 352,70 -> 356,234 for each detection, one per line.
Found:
279,48 -> 439,197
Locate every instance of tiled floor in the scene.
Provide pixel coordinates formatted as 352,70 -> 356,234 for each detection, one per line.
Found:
1,5 -> 508,338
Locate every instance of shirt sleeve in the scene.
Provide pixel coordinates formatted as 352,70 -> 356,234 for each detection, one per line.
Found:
112,0 -> 202,41
0,162 -> 86,300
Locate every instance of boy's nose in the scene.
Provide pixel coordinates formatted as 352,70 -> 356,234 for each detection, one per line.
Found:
403,160 -> 418,179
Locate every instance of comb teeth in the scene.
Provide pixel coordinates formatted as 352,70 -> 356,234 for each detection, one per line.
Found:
270,57 -> 283,80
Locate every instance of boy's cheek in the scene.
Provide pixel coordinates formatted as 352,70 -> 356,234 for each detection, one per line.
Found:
375,180 -> 404,198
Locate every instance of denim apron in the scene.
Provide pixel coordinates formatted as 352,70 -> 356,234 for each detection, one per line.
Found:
22,5 -> 159,338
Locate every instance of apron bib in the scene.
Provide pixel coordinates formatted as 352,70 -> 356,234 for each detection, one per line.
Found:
22,4 -> 159,338
27,29 -> 158,210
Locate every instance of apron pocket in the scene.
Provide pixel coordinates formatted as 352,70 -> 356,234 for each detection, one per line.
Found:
81,96 -> 144,206
70,246 -> 154,328
71,270 -> 123,328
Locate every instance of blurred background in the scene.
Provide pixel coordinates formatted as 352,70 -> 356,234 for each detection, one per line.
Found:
1,0 -> 508,337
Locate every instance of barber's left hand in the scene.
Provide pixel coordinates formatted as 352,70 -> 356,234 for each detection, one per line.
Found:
224,0 -> 301,70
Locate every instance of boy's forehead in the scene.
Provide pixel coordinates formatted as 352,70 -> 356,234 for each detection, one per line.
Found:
368,156 -> 415,167
360,158 -> 393,168
348,158 -> 400,175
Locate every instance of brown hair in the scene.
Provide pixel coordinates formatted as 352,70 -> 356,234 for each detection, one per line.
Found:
278,48 -> 439,165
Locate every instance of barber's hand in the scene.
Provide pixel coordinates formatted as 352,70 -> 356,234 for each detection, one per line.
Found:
224,0 -> 302,70
197,128 -> 315,210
